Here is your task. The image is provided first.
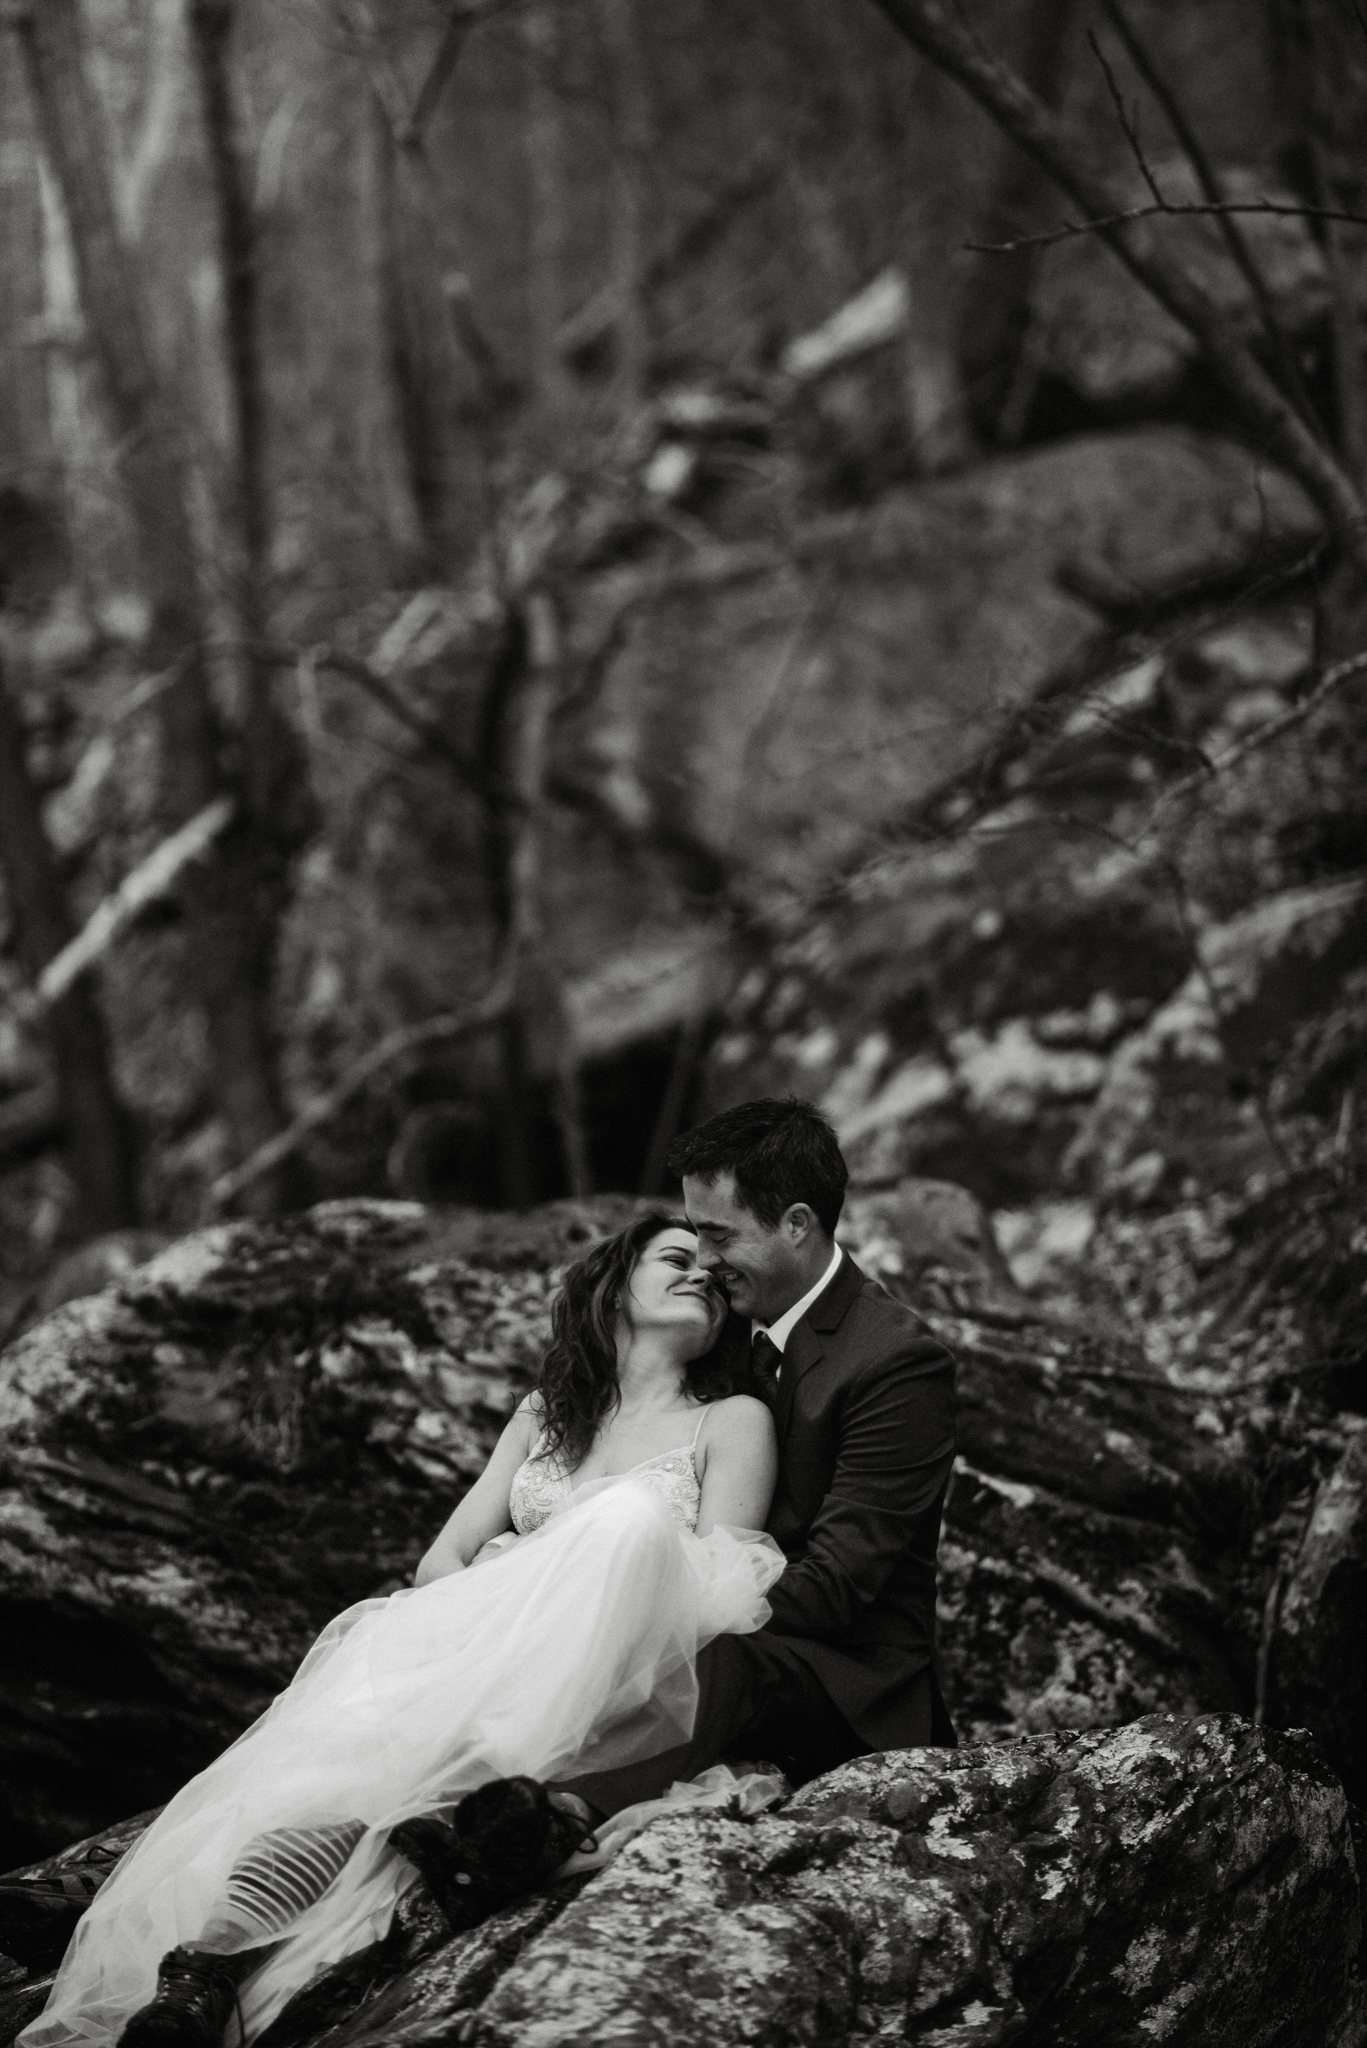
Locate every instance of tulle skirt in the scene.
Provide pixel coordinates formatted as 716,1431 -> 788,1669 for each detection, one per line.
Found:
22,1479 -> 785,2047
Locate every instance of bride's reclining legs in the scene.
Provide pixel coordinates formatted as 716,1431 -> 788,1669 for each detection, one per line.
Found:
116,1822 -> 366,2048
197,1820 -> 368,1950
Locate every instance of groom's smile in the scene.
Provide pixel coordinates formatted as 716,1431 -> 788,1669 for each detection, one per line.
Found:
681,1169 -> 825,1328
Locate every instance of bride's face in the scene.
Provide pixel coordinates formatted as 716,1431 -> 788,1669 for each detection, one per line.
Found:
621,1227 -> 725,1356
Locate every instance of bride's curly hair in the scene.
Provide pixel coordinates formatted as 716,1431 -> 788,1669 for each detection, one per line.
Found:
532,1212 -> 743,1469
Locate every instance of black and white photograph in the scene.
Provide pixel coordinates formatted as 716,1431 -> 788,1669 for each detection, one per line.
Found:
0,2 -> 1365,2043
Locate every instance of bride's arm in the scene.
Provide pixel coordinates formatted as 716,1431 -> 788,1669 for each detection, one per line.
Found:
694,1395 -> 778,1536
414,1400 -> 538,1585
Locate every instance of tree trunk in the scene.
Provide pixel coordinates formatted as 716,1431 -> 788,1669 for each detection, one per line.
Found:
1297,0 -> 1367,488
521,3 -> 571,426
187,0 -> 315,1209
957,0 -> 1082,442
15,0 -> 296,1207
367,20 -> 490,575
476,597 -> 590,1204
0,649 -> 137,1231
1281,0 -> 1367,655
596,0 -> 651,412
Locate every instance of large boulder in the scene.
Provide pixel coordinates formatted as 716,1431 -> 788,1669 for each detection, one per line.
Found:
1275,1430 -> 1367,1806
1028,159 -> 1331,413
1067,875 -> 1367,1195
572,429 -> 1319,896
465,1716 -> 1360,2048
5,1717 -> 1358,2048
693,596 -> 1366,1213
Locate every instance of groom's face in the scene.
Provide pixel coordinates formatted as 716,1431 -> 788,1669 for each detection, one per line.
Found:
681,1170 -> 804,1326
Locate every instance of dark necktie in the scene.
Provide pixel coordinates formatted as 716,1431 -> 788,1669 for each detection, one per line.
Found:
751,1331 -> 782,1406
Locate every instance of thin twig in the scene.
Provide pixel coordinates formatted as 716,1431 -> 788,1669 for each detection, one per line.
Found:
404,9 -> 473,144
1088,26 -> 1165,208
248,640 -> 484,794
1101,0 -> 1318,433
1139,646 -> 1367,836
965,195 -> 1367,255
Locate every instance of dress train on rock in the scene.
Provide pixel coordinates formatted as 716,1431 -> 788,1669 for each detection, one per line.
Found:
21,1480 -> 784,2047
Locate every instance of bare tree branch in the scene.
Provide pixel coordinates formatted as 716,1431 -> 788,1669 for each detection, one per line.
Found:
1087,26 -> 1165,210
15,798 -> 238,1020
405,7 -> 477,143
1100,0 -> 1317,430
205,949 -> 518,1213
966,196 -> 1367,255
254,640 -> 484,794
555,143 -> 782,361
1137,645 -> 1367,835
869,0 -> 1367,561
208,585 -> 579,1211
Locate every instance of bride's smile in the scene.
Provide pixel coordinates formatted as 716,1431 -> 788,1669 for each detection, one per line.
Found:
615,1228 -> 724,1351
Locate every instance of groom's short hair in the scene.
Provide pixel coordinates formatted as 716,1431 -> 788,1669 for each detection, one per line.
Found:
668,1097 -> 848,1235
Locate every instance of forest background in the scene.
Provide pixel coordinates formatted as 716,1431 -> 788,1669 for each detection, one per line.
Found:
1,0 -> 1366,1375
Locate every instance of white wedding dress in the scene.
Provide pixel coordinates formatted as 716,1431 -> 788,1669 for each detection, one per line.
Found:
22,1418 -> 785,2048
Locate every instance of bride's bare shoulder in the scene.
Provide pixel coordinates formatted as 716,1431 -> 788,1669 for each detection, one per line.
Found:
704,1394 -> 775,1442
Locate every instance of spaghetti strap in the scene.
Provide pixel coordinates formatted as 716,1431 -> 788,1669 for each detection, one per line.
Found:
690,1408 -> 707,1449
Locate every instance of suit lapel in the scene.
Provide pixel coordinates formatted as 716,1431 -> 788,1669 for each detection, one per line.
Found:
773,1254 -> 866,1444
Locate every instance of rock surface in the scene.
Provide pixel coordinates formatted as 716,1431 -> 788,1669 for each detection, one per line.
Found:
1,1178 -> 1365,2045
577,428 -> 1319,896
1028,158 -> 1330,412
469,1715 -> 1360,2048
0,1200 -> 584,1858
701,594 -> 1367,1212
1275,1431 -> 1367,1806
4,1175 -> 1361,1875
3,1716 -> 1360,2048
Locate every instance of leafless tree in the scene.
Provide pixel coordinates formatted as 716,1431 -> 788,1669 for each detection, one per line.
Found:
0,651 -> 137,1228
11,0 -> 307,1210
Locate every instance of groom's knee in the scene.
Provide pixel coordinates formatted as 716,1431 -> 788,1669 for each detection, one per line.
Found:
692,1634 -> 780,1750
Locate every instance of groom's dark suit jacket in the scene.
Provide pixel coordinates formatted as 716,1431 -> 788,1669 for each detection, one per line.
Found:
757,1253 -> 956,1750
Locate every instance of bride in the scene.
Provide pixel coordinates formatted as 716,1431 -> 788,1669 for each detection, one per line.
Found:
19,1215 -> 781,2048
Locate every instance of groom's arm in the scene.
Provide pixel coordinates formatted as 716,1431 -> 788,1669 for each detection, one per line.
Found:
762,1332 -> 955,1641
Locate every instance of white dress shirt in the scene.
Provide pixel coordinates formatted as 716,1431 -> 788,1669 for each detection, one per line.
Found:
752,1243 -> 844,1365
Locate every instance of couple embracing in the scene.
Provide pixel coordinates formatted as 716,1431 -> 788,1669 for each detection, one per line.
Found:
17,1098 -> 957,2048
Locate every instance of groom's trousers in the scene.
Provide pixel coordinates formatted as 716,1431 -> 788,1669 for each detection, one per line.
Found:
559,1632 -> 933,1818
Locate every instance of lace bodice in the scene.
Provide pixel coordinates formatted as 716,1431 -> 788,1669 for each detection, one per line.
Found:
510,1410 -> 706,1535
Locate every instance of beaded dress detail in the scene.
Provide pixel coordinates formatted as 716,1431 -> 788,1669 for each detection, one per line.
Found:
510,1410 -> 706,1534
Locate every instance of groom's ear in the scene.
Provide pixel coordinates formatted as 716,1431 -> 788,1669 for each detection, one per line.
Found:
782,1202 -> 817,1245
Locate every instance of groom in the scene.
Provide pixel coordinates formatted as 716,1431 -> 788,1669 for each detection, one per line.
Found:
564,1094 -> 958,1814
